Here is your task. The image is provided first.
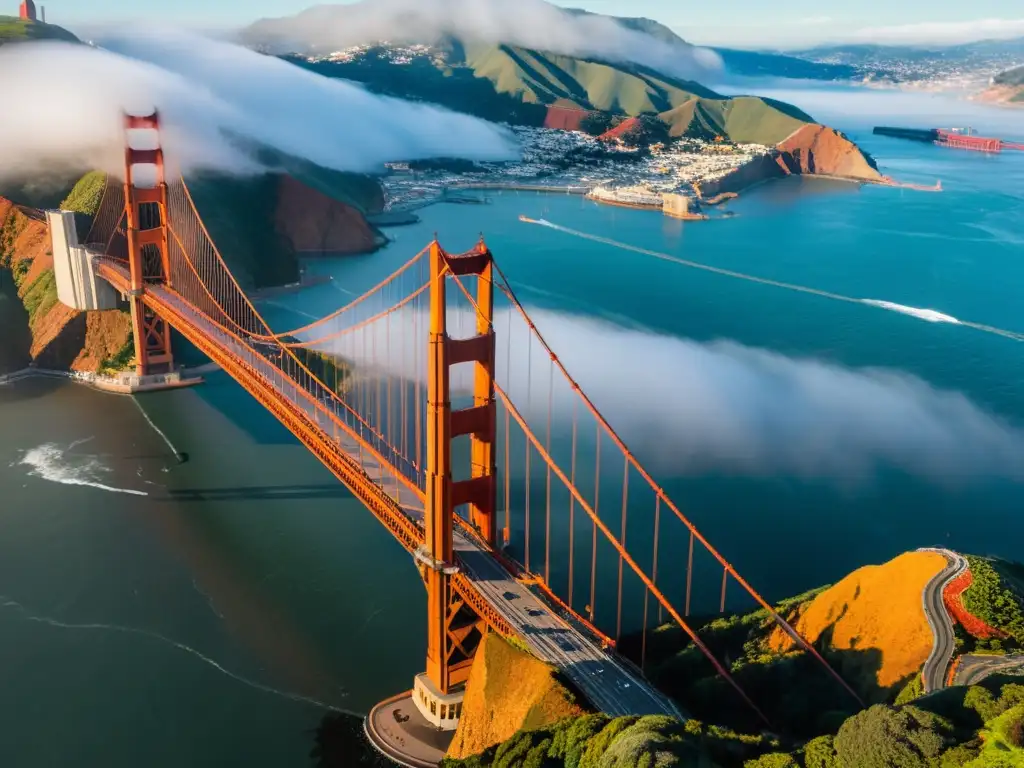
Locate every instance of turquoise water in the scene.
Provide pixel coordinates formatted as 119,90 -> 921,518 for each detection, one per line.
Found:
0,87 -> 1022,764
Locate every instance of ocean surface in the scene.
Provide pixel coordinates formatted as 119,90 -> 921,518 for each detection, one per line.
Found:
1,86 -> 1022,765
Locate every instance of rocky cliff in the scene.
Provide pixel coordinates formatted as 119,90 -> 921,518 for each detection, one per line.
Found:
696,123 -> 883,199
446,634 -> 585,760
0,196 -> 133,373
274,175 -> 386,255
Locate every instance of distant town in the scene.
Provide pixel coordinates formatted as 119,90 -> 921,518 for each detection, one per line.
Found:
381,125 -> 770,211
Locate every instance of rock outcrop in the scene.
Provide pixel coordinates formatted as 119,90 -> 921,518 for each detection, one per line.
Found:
777,124 -> 882,181
0,197 -> 131,373
446,634 -> 585,760
274,175 -> 386,255
696,123 -> 883,200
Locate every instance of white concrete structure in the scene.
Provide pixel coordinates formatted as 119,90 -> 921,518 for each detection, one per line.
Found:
47,210 -> 118,311
412,673 -> 464,731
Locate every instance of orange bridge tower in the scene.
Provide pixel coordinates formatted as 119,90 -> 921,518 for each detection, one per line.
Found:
123,111 -> 174,376
19,0 -> 37,21
408,241 -> 498,737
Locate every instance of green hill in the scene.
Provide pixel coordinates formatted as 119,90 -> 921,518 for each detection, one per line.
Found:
996,65 -> 1024,87
993,65 -> 1024,103
288,42 -> 815,147
0,15 -> 78,46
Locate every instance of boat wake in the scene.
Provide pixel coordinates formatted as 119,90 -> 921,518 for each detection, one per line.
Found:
0,595 -> 349,713
17,442 -> 149,497
860,300 -> 961,325
522,217 -> 1024,342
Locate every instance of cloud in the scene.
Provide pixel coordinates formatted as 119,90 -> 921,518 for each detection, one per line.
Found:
0,29 -> 516,182
245,0 -> 722,81
845,18 -> 1024,47
313,305 -> 1024,486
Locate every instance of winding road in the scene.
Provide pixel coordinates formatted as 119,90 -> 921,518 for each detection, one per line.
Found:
918,547 -> 968,692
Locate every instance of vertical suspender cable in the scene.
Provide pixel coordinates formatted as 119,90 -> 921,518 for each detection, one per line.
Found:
545,362 -> 553,584
525,333 -> 533,572
568,396 -> 578,608
720,568 -> 728,614
686,530 -> 694,617
617,456 -> 628,643
590,427 -> 600,625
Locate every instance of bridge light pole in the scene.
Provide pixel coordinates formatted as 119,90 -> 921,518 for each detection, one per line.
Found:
123,111 -> 174,376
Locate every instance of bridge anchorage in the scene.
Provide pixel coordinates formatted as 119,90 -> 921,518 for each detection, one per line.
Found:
51,110 -> 870,768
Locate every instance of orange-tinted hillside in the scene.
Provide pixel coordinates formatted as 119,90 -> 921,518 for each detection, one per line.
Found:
0,197 -> 131,372
769,551 -> 946,690
446,634 -> 585,760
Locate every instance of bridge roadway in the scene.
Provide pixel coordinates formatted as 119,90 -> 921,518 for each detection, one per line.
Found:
97,261 -> 678,718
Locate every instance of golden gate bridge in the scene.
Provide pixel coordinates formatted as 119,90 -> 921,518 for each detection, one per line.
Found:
76,112 -> 862,765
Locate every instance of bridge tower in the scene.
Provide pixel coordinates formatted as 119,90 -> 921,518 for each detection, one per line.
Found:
123,111 -> 174,376
413,240 -> 498,731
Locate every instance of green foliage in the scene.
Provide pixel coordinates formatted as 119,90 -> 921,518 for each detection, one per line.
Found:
965,686 -> 1003,723
938,743 -> 981,767
21,268 -> 58,324
834,704 -> 954,768
0,15 -> 79,45
994,65 -> 1024,87
100,334 -> 135,374
60,172 -> 107,216
963,557 -> 1024,646
743,754 -> 798,768
802,735 -> 838,768
289,347 -> 352,396
895,676 -> 925,705
288,42 -> 814,147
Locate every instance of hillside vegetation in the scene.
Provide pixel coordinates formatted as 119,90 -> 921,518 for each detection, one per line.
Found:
445,679 -> 1024,768
292,43 -> 815,148
450,553 -> 1024,768
0,15 -> 78,46
995,65 -> 1024,87
962,557 -> 1024,647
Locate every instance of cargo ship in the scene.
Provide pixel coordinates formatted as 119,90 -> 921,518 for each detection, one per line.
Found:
874,126 -> 1024,153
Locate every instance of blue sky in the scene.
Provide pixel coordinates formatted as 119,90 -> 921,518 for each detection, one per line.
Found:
33,0 -> 1024,49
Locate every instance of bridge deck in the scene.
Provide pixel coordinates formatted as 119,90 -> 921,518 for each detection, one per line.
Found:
96,260 -> 677,718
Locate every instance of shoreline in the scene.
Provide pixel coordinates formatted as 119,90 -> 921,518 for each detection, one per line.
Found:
0,366 -> 205,395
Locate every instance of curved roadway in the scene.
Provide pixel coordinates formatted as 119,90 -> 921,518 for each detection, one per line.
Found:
918,547 -> 968,693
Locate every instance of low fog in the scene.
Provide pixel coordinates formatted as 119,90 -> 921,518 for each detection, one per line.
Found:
315,305 -> 1024,487
247,0 -> 722,81
0,29 -> 516,182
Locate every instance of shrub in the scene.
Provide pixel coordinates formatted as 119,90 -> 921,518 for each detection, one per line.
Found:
834,704 -> 954,768
803,735 -> 838,768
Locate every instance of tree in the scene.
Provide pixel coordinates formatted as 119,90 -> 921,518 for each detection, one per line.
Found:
743,754 -> 799,768
803,735 -> 838,768
834,704 -> 954,768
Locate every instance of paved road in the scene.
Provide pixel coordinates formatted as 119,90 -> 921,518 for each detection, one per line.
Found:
101,264 -> 678,718
918,547 -> 968,692
955,654 -> 1024,686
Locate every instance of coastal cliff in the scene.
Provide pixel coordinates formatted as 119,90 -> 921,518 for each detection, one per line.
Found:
696,124 -> 883,200
274,175 -> 386,255
0,193 -> 132,373
445,634 -> 585,760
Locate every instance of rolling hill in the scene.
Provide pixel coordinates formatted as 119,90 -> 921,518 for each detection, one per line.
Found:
247,3 -> 877,156
985,64 -> 1024,104
0,15 -> 78,46
287,42 -> 816,148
